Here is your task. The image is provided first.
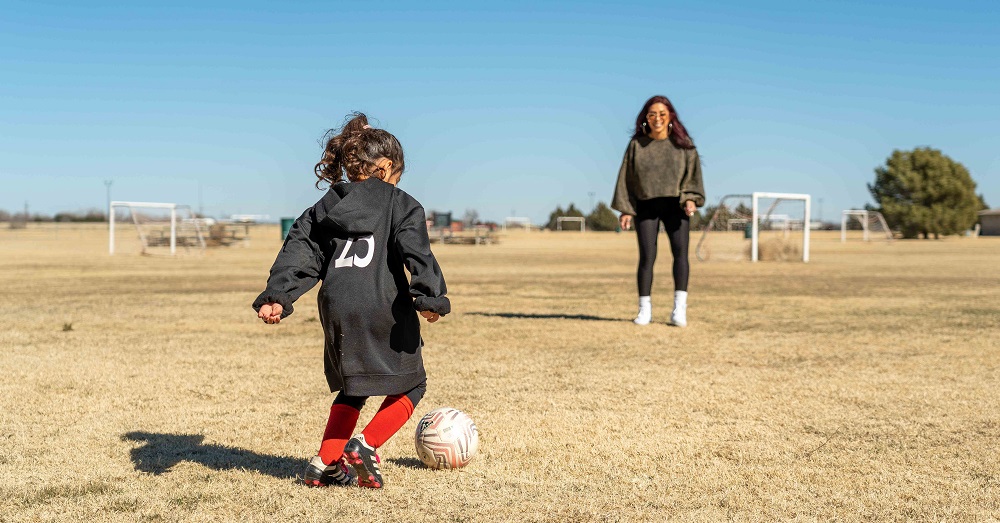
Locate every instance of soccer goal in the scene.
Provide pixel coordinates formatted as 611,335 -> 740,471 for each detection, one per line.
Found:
696,192 -> 811,262
555,216 -> 585,232
841,210 -> 893,242
109,201 -> 206,255
502,217 -> 532,232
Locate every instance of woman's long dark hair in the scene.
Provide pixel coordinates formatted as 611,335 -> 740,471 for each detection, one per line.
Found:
632,95 -> 695,149
314,112 -> 405,187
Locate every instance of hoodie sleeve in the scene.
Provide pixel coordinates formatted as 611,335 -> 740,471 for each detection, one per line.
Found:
393,194 -> 450,315
611,140 -> 637,215
252,205 -> 329,318
680,148 -> 706,208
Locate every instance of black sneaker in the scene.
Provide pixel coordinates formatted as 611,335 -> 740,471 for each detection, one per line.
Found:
303,455 -> 354,487
343,435 -> 383,489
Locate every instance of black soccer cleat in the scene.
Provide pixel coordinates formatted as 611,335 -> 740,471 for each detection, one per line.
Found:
343,435 -> 383,489
302,455 -> 354,487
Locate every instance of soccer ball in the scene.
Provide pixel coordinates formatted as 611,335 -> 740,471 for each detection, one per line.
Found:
414,407 -> 479,469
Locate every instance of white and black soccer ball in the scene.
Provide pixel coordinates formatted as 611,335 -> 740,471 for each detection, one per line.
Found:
414,407 -> 479,470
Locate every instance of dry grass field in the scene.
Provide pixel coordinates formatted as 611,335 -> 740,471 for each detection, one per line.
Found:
1,223 -> 998,522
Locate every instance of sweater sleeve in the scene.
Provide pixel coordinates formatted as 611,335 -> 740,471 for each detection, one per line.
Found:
251,206 -> 328,318
393,195 -> 451,315
680,148 -> 706,208
610,140 -> 637,215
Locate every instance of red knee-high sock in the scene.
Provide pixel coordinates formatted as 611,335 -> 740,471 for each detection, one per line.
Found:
318,404 -> 361,465
360,395 -> 414,449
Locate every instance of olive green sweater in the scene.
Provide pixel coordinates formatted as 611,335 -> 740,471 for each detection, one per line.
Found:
611,135 -> 705,216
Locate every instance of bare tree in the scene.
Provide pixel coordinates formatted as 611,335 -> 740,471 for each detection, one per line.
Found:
462,209 -> 479,226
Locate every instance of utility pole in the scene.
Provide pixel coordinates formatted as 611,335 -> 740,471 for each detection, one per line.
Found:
818,197 -> 824,224
588,192 -> 595,211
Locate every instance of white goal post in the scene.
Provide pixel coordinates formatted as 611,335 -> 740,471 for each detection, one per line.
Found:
696,192 -> 810,262
555,216 -> 585,232
841,210 -> 893,242
109,201 -> 206,255
752,192 -> 810,262
502,217 -> 532,231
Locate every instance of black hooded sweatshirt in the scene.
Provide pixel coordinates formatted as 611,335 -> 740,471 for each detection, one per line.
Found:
252,178 -> 450,397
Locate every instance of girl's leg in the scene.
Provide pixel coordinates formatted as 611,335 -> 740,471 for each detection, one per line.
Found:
346,381 -> 427,488
360,380 -> 427,448
305,392 -> 366,487
317,393 -> 366,465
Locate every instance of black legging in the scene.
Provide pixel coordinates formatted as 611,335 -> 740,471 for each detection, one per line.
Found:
332,380 -> 427,410
635,197 -> 689,296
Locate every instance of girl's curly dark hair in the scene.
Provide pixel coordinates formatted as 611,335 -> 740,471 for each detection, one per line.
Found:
314,112 -> 405,187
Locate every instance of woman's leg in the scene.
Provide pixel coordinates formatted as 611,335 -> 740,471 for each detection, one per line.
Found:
635,203 -> 661,297
661,199 -> 691,326
633,203 -> 661,324
661,200 -> 690,292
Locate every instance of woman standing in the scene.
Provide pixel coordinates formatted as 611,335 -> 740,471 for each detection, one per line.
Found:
611,95 -> 705,327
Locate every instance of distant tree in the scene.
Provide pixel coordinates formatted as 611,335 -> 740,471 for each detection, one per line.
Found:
586,202 -> 618,231
546,205 -> 565,230
462,208 -> 479,226
0,210 -> 10,222
54,209 -> 106,222
868,148 -> 986,239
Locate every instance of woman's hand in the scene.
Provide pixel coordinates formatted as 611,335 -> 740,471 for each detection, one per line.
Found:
420,310 -> 440,323
619,214 -> 633,231
684,200 -> 696,217
258,303 -> 283,324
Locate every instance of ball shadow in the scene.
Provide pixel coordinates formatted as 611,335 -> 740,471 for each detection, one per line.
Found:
387,457 -> 427,470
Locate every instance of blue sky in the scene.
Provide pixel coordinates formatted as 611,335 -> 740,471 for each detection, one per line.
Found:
2,1 -> 997,224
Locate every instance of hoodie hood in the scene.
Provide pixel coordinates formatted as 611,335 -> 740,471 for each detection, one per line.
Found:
315,178 -> 395,235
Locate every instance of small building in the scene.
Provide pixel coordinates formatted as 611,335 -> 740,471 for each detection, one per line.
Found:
980,209 -> 1000,236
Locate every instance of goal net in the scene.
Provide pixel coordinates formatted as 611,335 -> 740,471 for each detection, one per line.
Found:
841,210 -> 893,242
696,192 -> 811,262
109,201 -> 206,255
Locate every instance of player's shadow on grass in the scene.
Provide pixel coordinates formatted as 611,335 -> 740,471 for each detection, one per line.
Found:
122,431 -> 300,480
467,311 -> 620,322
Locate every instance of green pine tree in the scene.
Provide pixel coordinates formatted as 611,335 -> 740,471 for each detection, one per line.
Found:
868,148 -> 984,239
586,202 -> 619,231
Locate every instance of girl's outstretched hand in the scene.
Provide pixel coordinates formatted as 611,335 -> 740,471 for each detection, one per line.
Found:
420,310 -> 440,323
258,303 -> 283,324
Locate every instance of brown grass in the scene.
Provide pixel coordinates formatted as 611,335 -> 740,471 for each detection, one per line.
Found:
1,223 -> 998,522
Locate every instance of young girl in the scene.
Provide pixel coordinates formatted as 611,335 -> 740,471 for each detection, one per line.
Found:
253,113 -> 450,489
